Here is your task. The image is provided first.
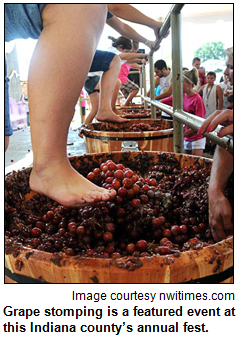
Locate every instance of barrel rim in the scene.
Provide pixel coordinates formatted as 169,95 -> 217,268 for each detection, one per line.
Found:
80,119 -> 173,138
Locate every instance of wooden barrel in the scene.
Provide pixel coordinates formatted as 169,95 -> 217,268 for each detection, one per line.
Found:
5,151 -> 233,284
81,119 -> 173,153
119,109 -> 151,119
116,104 -> 145,110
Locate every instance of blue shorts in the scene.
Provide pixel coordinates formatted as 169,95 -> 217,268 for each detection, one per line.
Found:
85,50 -> 116,95
85,76 -> 101,95
5,4 -> 46,41
5,4 -> 46,135
5,59 -> 12,136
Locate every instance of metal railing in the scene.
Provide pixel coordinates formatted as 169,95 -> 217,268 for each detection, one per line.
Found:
141,3 -> 233,155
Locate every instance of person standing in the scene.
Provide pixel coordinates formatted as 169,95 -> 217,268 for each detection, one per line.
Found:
161,68 -> 206,156
198,47 -> 233,242
219,73 -> 232,109
199,71 -> 223,118
192,57 -> 207,92
147,59 -> 172,118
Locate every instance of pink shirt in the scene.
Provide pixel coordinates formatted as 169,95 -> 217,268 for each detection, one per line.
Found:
162,93 -> 206,141
80,89 -> 86,108
118,63 -> 131,84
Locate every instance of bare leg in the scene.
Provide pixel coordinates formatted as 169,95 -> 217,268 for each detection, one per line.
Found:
28,4 -> 116,207
5,136 -> 10,152
96,55 -> 127,123
192,149 -> 203,156
111,79 -> 122,113
84,91 -> 99,125
123,89 -> 139,106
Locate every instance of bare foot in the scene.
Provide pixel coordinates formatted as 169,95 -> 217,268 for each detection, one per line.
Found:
97,109 -> 128,123
30,162 -> 116,207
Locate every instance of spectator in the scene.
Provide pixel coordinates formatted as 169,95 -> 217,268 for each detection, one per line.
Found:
21,81 -> 30,126
79,89 -> 87,123
161,68 -> 206,156
147,59 -> 172,118
192,57 -> 207,92
219,73 -> 232,109
199,71 -> 223,118
199,47 -> 233,242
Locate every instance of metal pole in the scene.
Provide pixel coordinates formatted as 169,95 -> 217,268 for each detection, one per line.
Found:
140,98 -> 233,155
171,11 -> 183,153
149,54 -> 156,119
142,64 -> 148,109
151,4 -> 185,55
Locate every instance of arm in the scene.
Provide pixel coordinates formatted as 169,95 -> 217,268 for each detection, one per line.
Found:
208,146 -> 233,241
107,4 -> 163,38
199,109 -> 233,137
155,83 -> 172,100
216,85 -> 223,110
147,76 -> 160,97
183,128 -> 194,137
198,85 -> 204,97
107,16 -> 151,46
127,62 -> 142,69
119,52 -> 147,61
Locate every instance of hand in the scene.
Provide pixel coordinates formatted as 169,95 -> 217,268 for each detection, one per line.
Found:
154,23 -> 170,40
198,109 -> 233,137
208,189 -> 233,242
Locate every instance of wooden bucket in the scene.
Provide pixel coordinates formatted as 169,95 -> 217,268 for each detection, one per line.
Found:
5,151 -> 233,284
119,109 -> 151,119
116,104 -> 145,110
81,119 -> 173,153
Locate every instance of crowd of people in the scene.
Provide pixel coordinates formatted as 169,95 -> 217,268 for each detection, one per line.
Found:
5,4 -> 233,242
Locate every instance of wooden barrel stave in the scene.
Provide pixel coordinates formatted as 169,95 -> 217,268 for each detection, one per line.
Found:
82,119 -> 173,153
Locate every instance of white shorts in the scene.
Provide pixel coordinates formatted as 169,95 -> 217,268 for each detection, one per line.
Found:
184,137 -> 206,151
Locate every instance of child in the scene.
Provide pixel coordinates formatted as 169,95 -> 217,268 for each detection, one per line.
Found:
118,41 -> 142,106
161,68 -> 206,156
5,4 -> 116,207
84,36 -> 147,124
84,49 -> 127,124
5,4 -> 167,207
199,71 -> 223,118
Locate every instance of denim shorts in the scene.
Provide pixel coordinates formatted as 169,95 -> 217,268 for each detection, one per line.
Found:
5,4 -> 46,41
5,59 -> 12,136
85,50 -> 116,95
5,4 -> 46,135
85,76 -> 101,95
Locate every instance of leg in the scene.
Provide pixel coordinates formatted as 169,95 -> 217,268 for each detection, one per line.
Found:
111,79 -> 122,114
84,91 -> 99,125
192,149 -> 203,156
28,4 -> 116,207
5,136 -> 10,152
124,89 -> 139,106
96,55 -> 127,123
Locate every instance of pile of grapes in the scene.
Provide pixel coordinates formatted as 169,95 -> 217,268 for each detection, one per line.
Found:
5,152 -> 224,260
129,122 -> 162,132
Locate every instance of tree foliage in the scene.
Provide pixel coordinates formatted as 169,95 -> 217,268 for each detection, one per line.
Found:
194,42 -> 226,62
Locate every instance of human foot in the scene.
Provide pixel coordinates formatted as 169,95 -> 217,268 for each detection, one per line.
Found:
96,109 -> 128,123
29,162 -> 116,207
